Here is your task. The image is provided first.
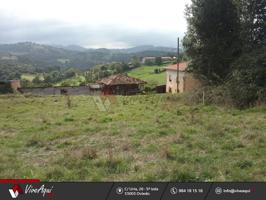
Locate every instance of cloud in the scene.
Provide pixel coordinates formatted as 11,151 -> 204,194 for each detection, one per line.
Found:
0,13 -> 184,48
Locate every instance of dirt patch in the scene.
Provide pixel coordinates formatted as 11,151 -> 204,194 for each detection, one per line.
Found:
0,129 -> 17,138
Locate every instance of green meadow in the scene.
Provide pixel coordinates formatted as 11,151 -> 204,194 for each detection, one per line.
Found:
0,94 -> 265,181
128,65 -> 166,87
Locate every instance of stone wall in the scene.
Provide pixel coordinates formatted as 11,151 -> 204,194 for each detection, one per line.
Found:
20,86 -> 101,95
166,70 -> 202,93
10,80 -> 21,91
183,73 -> 202,92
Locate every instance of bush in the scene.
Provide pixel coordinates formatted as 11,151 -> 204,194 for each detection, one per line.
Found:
227,70 -> 260,108
257,89 -> 266,106
184,47 -> 266,109
227,47 -> 266,108
0,83 -> 13,94
184,86 -> 233,106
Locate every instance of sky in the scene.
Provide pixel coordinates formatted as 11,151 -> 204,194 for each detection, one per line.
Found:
0,0 -> 191,48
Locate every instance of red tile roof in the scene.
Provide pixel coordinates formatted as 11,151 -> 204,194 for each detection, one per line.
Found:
164,62 -> 189,71
97,74 -> 146,85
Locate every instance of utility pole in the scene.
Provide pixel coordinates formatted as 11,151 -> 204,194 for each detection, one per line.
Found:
176,37 -> 180,93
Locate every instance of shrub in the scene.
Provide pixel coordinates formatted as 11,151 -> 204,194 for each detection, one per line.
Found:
235,160 -> 253,169
64,117 -> 74,122
227,70 -> 259,108
227,47 -> 266,108
184,86 -> 233,106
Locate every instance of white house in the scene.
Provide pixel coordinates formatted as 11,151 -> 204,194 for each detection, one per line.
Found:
165,62 -> 202,93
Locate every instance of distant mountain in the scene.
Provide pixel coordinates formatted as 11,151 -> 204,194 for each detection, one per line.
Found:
55,44 -> 177,54
0,42 -> 77,68
0,42 -> 176,75
54,44 -> 88,52
116,45 -> 176,53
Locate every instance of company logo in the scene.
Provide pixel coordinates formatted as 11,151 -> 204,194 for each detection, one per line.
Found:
25,184 -> 54,197
9,184 -> 23,198
9,184 -> 54,199
92,96 -> 117,112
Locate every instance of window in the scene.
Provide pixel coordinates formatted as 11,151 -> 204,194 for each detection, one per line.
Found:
169,75 -> 172,82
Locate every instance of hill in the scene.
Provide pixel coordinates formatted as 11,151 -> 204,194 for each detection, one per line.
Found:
111,45 -> 176,54
0,42 -> 176,80
0,94 -> 265,181
54,45 -> 88,52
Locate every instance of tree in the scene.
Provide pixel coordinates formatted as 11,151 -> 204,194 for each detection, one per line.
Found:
131,56 -> 141,68
21,79 -> 33,88
144,59 -> 154,66
155,57 -> 162,66
228,47 -> 266,107
121,62 -> 130,71
227,0 -> 266,107
32,75 -> 42,84
183,0 -> 241,84
64,68 -> 77,79
237,0 -> 266,50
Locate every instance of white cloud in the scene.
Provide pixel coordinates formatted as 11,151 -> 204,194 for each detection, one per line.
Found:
0,0 -> 191,47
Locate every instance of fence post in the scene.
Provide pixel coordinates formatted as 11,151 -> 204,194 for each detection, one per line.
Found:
202,91 -> 205,105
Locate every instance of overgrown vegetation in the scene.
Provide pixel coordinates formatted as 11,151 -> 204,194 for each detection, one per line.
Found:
0,94 -> 265,181
184,0 -> 266,108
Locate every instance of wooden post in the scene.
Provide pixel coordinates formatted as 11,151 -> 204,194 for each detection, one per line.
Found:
176,37 -> 180,93
202,91 -> 205,105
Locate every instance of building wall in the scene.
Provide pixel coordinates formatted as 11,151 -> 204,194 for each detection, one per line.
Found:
0,80 -> 21,93
102,84 -> 142,95
166,70 -> 178,93
10,80 -> 21,92
141,57 -> 156,64
183,73 -> 202,92
161,57 -> 173,62
166,70 -> 201,93
20,86 -> 100,95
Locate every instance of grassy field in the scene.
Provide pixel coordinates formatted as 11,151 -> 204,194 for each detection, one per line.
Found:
0,94 -> 265,181
21,73 -> 38,81
20,65 -> 165,88
55,75 -> 86,86
21,73 -> 44,82
21,73 -> 35,81
128,65 -> 166,87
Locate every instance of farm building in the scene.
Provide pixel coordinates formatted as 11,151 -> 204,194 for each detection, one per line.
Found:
161,57 -> 175,62
141,57 -> 156,64
165,62 -> 202,93
97,74 -> 146,95
0,80 -> 21,94
141,56 -> 174,64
